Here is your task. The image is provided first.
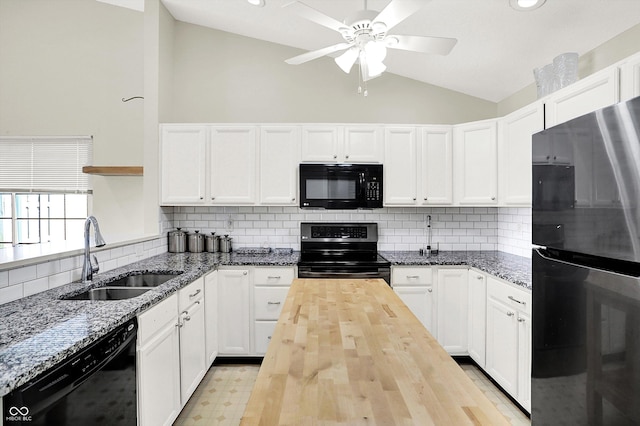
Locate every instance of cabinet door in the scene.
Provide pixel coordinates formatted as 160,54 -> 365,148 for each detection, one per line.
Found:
301,126 -> 341,162
545,67 -> 619,127
384,127 -> 418,205
217,269 -> 251,354
498,103 -> 544,205
436,268 -> 469,355
160,125 -> 206,205
517,312 -> 531,412
343,125 -> 382,163
468,270 -> 486,368
454,120 -> 498,205
620,51 -> 640,101
210,126 -> 257,204
393,286 -> 435,334
204,270 -> 218,367
138,320 -> 181,426
486,296 -> 519,397
254,320 -> 277,355
420,126 -> 453,205
179,298 -> 206,406
259,126 -> 300,205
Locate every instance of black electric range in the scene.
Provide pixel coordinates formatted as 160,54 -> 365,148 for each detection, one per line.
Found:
297,222 -> 391,284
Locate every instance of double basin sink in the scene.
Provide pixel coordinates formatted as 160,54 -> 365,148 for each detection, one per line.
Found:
63,272 -> 181,301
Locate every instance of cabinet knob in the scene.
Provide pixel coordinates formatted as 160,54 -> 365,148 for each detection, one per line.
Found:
413,197 -> 416,201
200,197 -> 204,200
292,198 -> 296,202
423,198 -> 427,201
427,288 -> 433,293
333,154 -> 337,159
243,271 -> 248,275
546,155 -> 550,160
553,156 -> 557,160
518,317 -> 526,323
507,311 -> 515,317
491,197 -> 496,201
345,154 -> 349,159
211,197 -> 215,200
477,275 -> 483,280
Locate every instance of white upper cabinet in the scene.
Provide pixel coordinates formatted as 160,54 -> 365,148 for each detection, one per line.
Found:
210,126 -> 257,204
419,126 -> 453,205
384,127 -> 418,206
454,119 -> 498,205
160,125 -> 207,205
498,102 -> 544,205
545,67 -> 619,127
301,125 -> 382,163
300,126 -> 342,162
619,51 -> 640,101
343,125 -> 383,162
259,126 -> 300,205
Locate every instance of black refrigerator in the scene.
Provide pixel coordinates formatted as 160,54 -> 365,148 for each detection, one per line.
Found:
532,96 -> 640,425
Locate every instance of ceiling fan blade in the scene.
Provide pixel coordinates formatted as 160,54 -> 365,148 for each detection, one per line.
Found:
285,42 -> 352,65
387,35 -> 457,55
284,1 -> 348,33
372,0 -> 426,33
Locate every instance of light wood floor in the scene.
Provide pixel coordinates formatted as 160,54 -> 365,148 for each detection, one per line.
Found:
174,363 -> 530,425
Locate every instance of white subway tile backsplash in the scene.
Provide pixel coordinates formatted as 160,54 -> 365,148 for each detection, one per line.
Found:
9,265 -> 37,285
0,271 -> 7,288
24,277 -> 49,297
0,284 -> 23,305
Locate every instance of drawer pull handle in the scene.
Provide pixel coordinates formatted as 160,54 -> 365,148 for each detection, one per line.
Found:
507,311 -> 515,317
182,311 -> 191,321
268,276 -> 281,279
268,336 -> 272,340
406,275 -> 420,279
189,289 -> 202,298
508,295 -> 525,305
268,301 -> 281,305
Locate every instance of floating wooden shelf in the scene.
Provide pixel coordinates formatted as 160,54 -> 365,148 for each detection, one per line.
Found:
82,166 -> 143,176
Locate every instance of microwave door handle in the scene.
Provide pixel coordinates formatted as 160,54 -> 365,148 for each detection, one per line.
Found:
359,172 -> 366,198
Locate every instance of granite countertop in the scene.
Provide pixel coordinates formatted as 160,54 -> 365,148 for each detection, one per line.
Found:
0,249 -> 529,398
0,251 -> 299,398
380,250 -> 531,290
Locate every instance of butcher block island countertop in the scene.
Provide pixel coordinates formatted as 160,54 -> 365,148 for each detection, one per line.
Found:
241,279 -> 509,425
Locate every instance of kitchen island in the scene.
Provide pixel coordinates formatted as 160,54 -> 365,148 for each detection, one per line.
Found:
241,278 -> 509,425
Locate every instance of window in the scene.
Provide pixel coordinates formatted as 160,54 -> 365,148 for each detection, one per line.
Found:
0,136 -> 92,248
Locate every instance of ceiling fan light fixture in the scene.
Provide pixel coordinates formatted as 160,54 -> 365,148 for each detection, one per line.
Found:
335,47 -> 359,73
364,40 -> 387,63
509,0 -> 546,11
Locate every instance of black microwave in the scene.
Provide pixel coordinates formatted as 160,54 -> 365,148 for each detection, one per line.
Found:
299,163 -> 383,209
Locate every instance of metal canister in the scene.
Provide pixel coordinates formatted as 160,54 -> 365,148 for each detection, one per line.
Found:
167,228 -> 186,253
187,230 -> 205,253
220,235 -> 232,253
205,232 -> 219,253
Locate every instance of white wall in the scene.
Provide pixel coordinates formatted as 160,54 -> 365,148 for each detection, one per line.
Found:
0,0 -> 146,242
167,22 -> 497,125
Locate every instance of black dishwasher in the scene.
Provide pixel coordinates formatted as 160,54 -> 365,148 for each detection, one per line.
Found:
3,318 -> 137,426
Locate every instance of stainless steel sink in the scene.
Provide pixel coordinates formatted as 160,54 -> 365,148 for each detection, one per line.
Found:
106,272 -> 180,288
64,287 -> 152,300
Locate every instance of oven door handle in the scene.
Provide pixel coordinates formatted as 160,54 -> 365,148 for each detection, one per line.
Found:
299,270 -> 383,278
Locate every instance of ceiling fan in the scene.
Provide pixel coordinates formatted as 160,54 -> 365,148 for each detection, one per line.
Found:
284,0 -> 457,87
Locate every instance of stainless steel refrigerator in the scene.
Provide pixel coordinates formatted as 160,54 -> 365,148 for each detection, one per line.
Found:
532,96 -> 640,425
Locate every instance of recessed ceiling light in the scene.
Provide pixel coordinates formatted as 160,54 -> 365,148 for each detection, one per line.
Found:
247,0 -> 265,6
509,0 -> 546,11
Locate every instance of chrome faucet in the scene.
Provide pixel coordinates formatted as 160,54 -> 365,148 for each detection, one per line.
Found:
81,216 -> 106,283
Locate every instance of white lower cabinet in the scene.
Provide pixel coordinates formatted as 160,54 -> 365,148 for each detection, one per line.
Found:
467,269 -> 487,368
137,278 -> 206,425
204,270 -> 218,366
138,294 -> 181,426
485,275 -> 531,411
436,268 -> 469,355
217,268 -> 251,355
392,266 -> 436,335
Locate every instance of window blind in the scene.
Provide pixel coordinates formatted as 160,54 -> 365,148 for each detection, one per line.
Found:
0,136 -> 93,192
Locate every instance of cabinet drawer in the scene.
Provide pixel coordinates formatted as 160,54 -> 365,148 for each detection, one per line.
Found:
138,293 -> 178,346
392,267 -> 433,285
254,287 -> 289,320
487,277 -> 531,315
253,267 -> 295,286
179,277 -> 204,311
254,321 -> 277,355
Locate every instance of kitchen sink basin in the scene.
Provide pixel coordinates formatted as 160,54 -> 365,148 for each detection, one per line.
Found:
106,272 -> 181,288
63,287 -> 152,301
